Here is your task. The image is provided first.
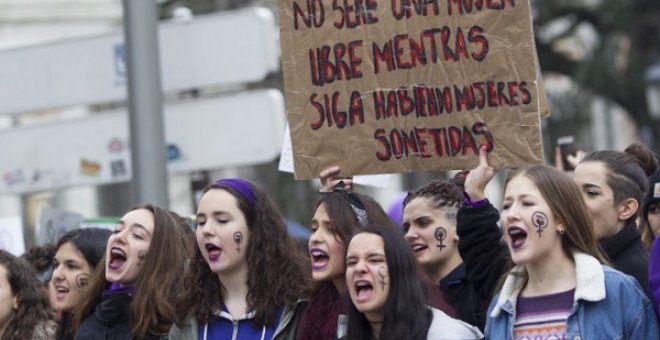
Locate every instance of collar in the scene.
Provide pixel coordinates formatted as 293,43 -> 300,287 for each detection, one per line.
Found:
212,306 -> 257,322
489,251 -> 605,318
102,282 -> 136,297
204,308 -> 264,340
599,221 -> 640,259
439,263 -> 466,289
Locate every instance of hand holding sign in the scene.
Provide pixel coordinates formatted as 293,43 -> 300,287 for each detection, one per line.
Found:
319,166 -> 353,192
278,0 -> 543,179
464,146 -> 497,202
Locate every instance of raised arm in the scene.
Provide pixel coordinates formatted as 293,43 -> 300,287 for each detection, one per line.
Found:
319,166 -> 353,192
457,146 -> 509,301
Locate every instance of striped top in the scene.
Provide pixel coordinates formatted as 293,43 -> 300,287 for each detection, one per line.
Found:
513,289 -> 575,340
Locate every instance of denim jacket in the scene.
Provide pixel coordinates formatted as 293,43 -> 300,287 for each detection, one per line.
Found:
485,252 -> 659,340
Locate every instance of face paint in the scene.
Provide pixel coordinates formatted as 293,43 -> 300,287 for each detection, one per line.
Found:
233,231 -> 243,251
138,250 -> 147,265
532,211 -> 548,237
377,266 -> 387,291
75,273 -> 91,290
434,227 -> 447,248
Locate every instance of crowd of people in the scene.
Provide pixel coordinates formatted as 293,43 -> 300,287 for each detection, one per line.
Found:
2,142 -> 660,339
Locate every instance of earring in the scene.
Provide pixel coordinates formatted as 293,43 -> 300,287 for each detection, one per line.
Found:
558,228 -> 566,235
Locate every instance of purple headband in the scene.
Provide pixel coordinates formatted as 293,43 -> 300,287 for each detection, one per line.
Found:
215,178 -> 257,205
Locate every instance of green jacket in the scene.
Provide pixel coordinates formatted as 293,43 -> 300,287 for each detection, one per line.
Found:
168,300 -> 307,340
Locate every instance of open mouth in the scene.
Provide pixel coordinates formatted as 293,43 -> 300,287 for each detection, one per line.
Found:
309,248 -> 329,270
54,286 -> 69,300
108,247 -> 127,270
410,243 -> 428,256
507,227 -> 527,249
354,280 -> 374,302
205,243 -> 222,261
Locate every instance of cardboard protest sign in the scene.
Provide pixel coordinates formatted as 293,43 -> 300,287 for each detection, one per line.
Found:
279,123 -> 392,187
537,72 -> 550,118
277,0 -> 544,179
533,43 -> 550,119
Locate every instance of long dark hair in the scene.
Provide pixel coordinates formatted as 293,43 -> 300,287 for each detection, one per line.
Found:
318,190 -> 397,248
299,190 -> 399,340
0,249 -> 54,339
56,228 -> 111,269
581,143 -> 659,223
20,243 -> 56,283
55,228 -> 111,340
178,179 -> 313,327
345,226 -> 433,340
71,204 -> 194,339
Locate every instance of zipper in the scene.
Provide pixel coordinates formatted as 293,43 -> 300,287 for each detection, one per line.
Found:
232,320 -> 239,340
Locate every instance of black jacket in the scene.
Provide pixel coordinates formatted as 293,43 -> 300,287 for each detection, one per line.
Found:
74,290 -> 164,340
75,291 -> 133,340
454,201 -> 509,332
57,313 -> 74,340
439,264 -> 488,331
599,220 -> 650,297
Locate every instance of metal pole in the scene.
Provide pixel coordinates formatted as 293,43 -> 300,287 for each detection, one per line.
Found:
122,0 -> 169,207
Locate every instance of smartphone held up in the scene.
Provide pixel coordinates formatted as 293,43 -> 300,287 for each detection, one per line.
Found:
557,136 -> 578,172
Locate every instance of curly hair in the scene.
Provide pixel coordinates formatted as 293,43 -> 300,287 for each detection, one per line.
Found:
177,179 -> 313,328
20,243 -> 56,284
403,178 -> 464,211
70,204 -> 195,339
0,249 -> 54,339
345,226 -> 433,340
20,244 -> 56,273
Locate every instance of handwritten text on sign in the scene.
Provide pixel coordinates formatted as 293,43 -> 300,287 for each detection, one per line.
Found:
278,0 -> 543,179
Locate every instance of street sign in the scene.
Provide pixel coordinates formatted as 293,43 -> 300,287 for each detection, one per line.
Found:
0,8 -> 279,115
0,89 -> 286,194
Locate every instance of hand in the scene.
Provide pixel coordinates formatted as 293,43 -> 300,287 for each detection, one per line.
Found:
319,166 -> 353,192
554,146 -> 585,172
463,146 -> 496,201
566,150 -> 585,169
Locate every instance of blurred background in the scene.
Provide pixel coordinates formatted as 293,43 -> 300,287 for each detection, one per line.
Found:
0,0 -> 659,251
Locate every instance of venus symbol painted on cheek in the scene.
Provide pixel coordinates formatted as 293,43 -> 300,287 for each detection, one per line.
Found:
434,227 -> 447,249
233,231 -> 243,252
76,273 -> 91,290
532,211 -> 548,237
138,250 -> 147,265
377,266 -> 387,290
